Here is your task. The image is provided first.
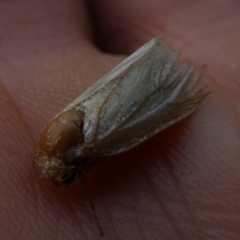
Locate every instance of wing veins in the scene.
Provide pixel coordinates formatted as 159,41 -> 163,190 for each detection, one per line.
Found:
99,48 -> 162,140
102,62 -> 186,139
88,65 -> 138,142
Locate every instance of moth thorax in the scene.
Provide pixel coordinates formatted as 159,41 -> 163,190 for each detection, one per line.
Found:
38,109 -> 84,158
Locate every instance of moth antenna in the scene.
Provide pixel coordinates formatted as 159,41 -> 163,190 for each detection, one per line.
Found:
77,171 -> 104,237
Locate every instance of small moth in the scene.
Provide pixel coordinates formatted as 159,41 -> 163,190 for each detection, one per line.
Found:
33,37 -> 207,235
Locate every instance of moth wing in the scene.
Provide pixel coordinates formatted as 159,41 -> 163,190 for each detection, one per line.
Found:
65,38 -> 162,110
73,38 -> 207,157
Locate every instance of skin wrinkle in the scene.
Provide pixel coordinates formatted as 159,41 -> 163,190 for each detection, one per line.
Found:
0,204 -> 25,239
164,158 -> 205,240
146,116 -> 208,238
128,185 -> 148,240
211,78 -> 240,135
55,207 -> 62,240
34,184 -> 66,239
177,112 -> 239,236
65,197 -> 86,239
0,84 -> 36,189
32,181 -> 41,239
104,191 -> 123,236
122,178 -> 148,240
0,81 -> 35,146
228,74 -> 240,90
203,68 -> 240,102
237,108 -> 240,167
138,225 -> 147,240
102,203 -> 120,240
16,219 -> 25,240
4,183 -> 38,235
134,207 -> 147,240
139,163 -> 186,240
203,72 -> 240,138
1,206 -> 25,239
0,148 -> 20,181
64,191 -> 91,237
48,196 -> 65,240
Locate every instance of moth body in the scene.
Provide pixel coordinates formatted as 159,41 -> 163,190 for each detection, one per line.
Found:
34,37 -> 207,185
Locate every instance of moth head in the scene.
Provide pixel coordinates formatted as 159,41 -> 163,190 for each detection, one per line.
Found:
33,109 -> 84,185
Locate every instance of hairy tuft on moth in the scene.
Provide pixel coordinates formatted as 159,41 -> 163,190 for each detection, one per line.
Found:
33,37 -> 209,236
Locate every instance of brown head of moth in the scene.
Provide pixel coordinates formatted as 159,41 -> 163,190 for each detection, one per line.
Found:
33,109 -> 88,185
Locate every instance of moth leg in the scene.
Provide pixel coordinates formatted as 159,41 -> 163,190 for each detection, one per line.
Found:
77,171 -> 104,236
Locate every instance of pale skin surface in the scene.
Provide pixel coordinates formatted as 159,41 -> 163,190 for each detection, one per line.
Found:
0,0 -> 240,239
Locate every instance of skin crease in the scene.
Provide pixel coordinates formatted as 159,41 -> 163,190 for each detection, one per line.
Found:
0,0 -> 240,239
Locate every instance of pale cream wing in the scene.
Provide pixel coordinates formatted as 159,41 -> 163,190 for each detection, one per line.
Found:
65,38 -> 163,110
73,38 -> 207,157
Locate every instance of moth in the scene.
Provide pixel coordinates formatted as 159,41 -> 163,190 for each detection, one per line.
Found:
33,37 -> 208,236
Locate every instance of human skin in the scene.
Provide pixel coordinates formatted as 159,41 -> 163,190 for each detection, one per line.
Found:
0,0 -> 240,239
